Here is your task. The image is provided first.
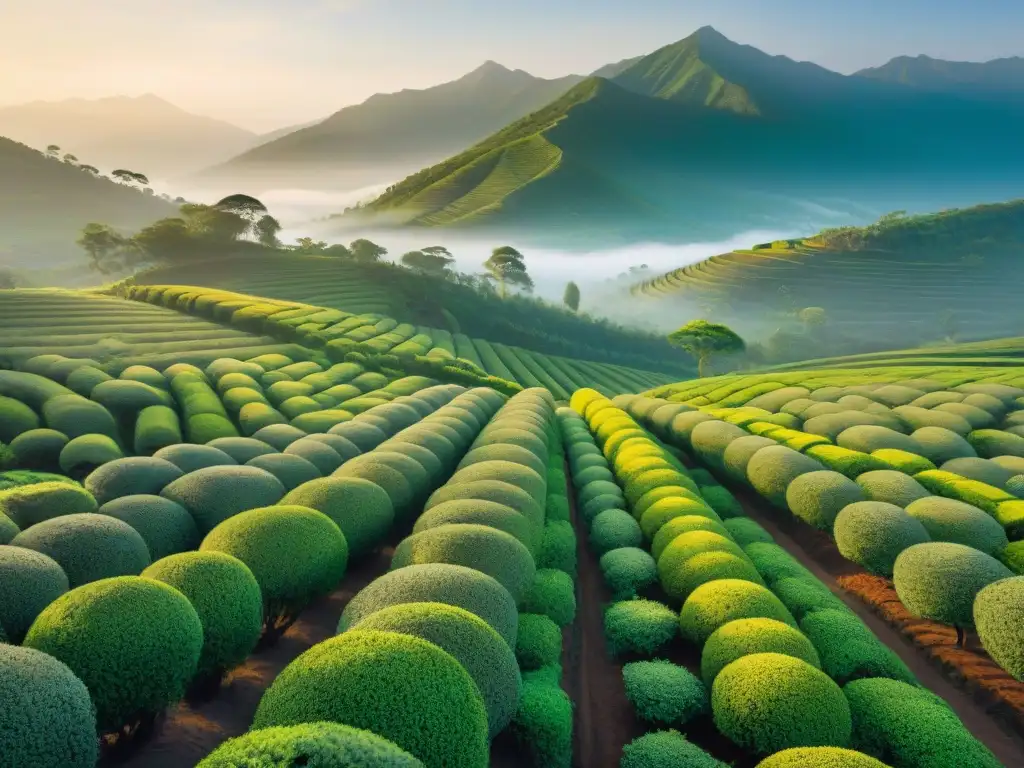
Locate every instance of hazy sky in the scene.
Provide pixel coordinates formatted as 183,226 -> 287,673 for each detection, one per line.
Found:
5,0 -> 1022,131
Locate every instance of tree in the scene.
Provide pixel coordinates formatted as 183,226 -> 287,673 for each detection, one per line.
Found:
46,145 -> 60,158
62,153 -> 78,165
254,215 -> 282,248
349,239 -> 387,263
402,246 -> 455,276
563,281 -> 580,312
79,164 -> 100,176
322,243 -> 352,258
111,169 -> 149,188
179,203 -> 248,242
214,194 -> 267,221
131,217 -> 192,262
294,237 -> 328,254
484,245 -> 532,297
667,320 -> 745,378
799,307 -> 827,335
77,223 -> 133,274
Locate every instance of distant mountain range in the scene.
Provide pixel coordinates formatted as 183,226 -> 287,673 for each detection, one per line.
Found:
344,27 -> 1024,245
856,54 -> 1024,94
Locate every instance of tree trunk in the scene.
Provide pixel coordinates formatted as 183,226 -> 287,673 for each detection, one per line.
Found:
698,355 -> 707,378
956,625 -> 968,649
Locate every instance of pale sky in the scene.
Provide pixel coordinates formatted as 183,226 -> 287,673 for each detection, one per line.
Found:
4,0 -> 1022,132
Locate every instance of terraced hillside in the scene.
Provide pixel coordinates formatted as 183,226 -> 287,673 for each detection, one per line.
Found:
631,200 -> 1024,347
764,337 -> 1024,372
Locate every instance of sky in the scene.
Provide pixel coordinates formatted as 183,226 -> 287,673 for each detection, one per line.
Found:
4,0 -> 1023,132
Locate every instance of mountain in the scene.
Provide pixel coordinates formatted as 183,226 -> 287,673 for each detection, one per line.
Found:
346,27 -> 1024,245
856,54 -> 1024,94
0,137 -> 175,268
0,94 -> 257,177
196,62 -> 585,191
590,55 -> 644,79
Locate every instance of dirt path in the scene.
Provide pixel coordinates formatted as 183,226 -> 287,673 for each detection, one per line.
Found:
732,487 -> 1024,767
106,547 -> 393,768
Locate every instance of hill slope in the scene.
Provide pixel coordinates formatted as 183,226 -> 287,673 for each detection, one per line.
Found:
0,137 -> 175,268
856,54 -> 1024,94
630,198 -> 1024,348
348,28 -> 1024,245
0,94 -> 257,176
196,62 -> 584,190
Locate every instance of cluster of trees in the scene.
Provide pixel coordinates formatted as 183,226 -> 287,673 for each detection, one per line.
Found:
42,144 -> 184,204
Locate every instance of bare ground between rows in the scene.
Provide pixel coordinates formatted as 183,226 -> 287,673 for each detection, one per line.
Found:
729,484 -> 1024,767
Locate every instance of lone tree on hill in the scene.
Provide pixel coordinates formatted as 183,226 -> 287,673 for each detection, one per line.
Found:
254,215 -> 282,247
563,281 -> 580,312
668,320 -> 745,378
402,246 -> 455,276
214,194 -> 267,220
111,169 -> 150,188
350,239 -> 388,263
484,246 -> 532,298
78,223 -> 133,274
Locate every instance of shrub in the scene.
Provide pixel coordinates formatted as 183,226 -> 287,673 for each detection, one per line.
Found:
392,524 -> 535,603
252,629 -> 489,768
426,479 -> 544,532
893,542 -> 1012,631
722,435 -> 778,482
514,612 -> 562,670
24,576 -> 203,733
414,499 -> 535,554
161,465 -> 286,534
42,395 -> 118,440
657,530 -> 747,586
589,509 -> 642,554
0,396 -> 41,443
539,520 -> 577,576
701,617 -> 820,686
621,730 -> 727,768
773,577 -> 851,620
347,602 -> 521,737
697,485 -> 745,519
755,747 -> 891,767
870,448 -> 935,474
203,437 -> 276,464
246,453 -> 322,491
58,434 -> 123,479
941,457 -> 1016,488
626,469 -> 696,507
252,423 -> 308,450
333,457 -> 414,517
893,406 -> 973,435
723,517 -> 773,547
910,427 -> 976,463
799,609 -> 915,685
968,428 -> 1024,459
836,425 -> 920,454
8,428 -> 67,471
999,540 -> 1024,574
623,659 -> 709,725
522,569 -> 575,627
0,644 -> 98,767
680,579 -> 795,646
338,563 -> 518,646
854,470 -> 930,507
98,494 -> 199,560
833,502 -> 931,576
691,421 -> 749,467
804,445 -> 890,479
712,653 -> 851,754
0,480 -> 97,528
0,512 -> 16,544
904,496 -> 1008,555
639,496 -> 719,540
545,492 -> 570,522
202,505 -> 347,637
747,446 -> 823,507
973,576 -> 1024,681
604,599 -> 678,657
83,456 -> 184,506
508,677 -> 573,768
143,551 -> 262,681
844,677 -> 1001,768
12,513 -> 151,587
600,547 -> 658,599
282,477 -> 394,558
195,722 -> 425,767
154,443 -> 238,473
785,471 -> 865,531
0,545 -> 69,643
744,542 -> 815,584
329,421 -> 388,451
803,412 -> 902,442
283,438 -> 344,475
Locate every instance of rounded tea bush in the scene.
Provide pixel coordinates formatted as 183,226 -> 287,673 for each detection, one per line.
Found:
522,568 -> 575,627
0,545 -> 69,643
600,547 -> 658,599
712,653 -> 851,754
246,453 -> 322,491
604,599 -> 679,657
252,629 -> 489,768
24,575 -> 203,733
973,576 -> 1024,681
680,579 -> 796,646
84,456 -> 184,505
833,502 -> 931,576
252,424 -> 309,451
786,471 -> 866,531
154,443 -> 238,473
58,434 -> 123,480
283,477 -> 394,558
12,513 -> 151,587
206,437 -> 277,464
855,470 -> 930,507
590,509 -> 643,554
143,551 -> 262,681
338,563 -> 518,646
723,518 -> 773,547
284,438 -> 344,475
723,435 -> 778,483
657,529 -> 746,576
893,542 -> 1012,628
333,458 -> 414,517
941,457 -> 1016,489
910,427 -> 976,464
701,617 -> 820,686
669,551 -> 766,602
8,428 -> 68,471
639,496 -> 718,539
391,524 -> 535,603
161,465 -> 286,534
755,747 -> 891,768
623,659 -> 709,725
904,496 -> 1008,555
621,729 -> 727,768
98,494 -> 200,561
836,425 -> 920,455
0,644 -> 98,767
968,429 -> 1024,459
202,506 -> 348,628
0,480 -> 97,528
747,446 -> 824,507
196,722 -> 425,767
651,515 -> 730,562
798,609 -> 914,686
515,612 -> 561,670
414,499 -> 535,553
349,602 -> 520,737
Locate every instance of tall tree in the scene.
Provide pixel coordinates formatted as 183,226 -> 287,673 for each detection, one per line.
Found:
62,153 -> 78,165
667,320 -> 745,378
349,238 -> 388,263
294,237 -> 328,254
78,164 -> 100,176
402,246 -> 455,276
45,144 -> 60,158
563,281 -> 581,312
484,245 -> 532,298
214,194 -> 268,221
131,218 -> 192,262
77,223 -> 133,274
254,214 -> 282,248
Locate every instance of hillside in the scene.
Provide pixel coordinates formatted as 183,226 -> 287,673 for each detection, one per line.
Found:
630,198 -> 1024,349
0,137 -> 175,268
0,94 -> 257,176
856,54 -> 1024,94
347,27 -> 1024,244
196,62 -> 584,191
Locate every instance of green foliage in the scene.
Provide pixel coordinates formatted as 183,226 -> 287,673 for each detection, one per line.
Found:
84,456 -> 184,506
161,465 -> 286,534
0,480 -> 97,528
24,575 -> 203,733
282,477 -> 394,558
680,579 -> 796,646
246,453 -> 322,491
59,434 -> 123,480
667,320 -> 745,377
134,406 -> 183,455
855,470 -> 930,507
974,576 -> 1024,681
98,494 -> 199,560
347,602 -> 521,737
893,542 -> 1012,628
785,471 -> 866,531
833,502 -> 931,576
712,653 -> 852,754
338,563 -> 518,647
744,542 -> 816,584
0,546 -> 69,643
8,428 -> 68,472
252,630 -> 489,768
589,509 -> 643,554
908,427 -> 976,464
197,722 -> 425,767
522,569 -> 575,627
43,394 -> 118,440
622,659 -> 709,724
599,547 -> 658,599
201,505 -> 348,635
755,747 -> 891,767
723,517 -> 773,547
508,677 -> 573,768
798,609 -> 915,685
538,520 -> 577,576
0,396 -> 41,443
0,644 -> 98,767
804,445 -> 890,479
968,428 -> 1024,459
285,438 -> 346,475
651,515 -> 730,562
904,496 -> 1008,555
0,512 -> 17,544
747,446 -> 823,507
143,551 -> 263,681
604,599 -> 679,657
621,730 -> 727,768
515,613 -> 562,670
844,678 -> 1001,768
870,449 -> 935,475
773,577 -> 851,620
153,443 -> 237,473
414,500 -> 536,554
701,617 -> 820,687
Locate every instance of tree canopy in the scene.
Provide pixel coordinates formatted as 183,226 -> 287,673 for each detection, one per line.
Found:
350,238 -> 388,263
563,281 -> 580,312
667,320 -> 745,377
484,246 -> 532,297
402,246 -> 455,276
